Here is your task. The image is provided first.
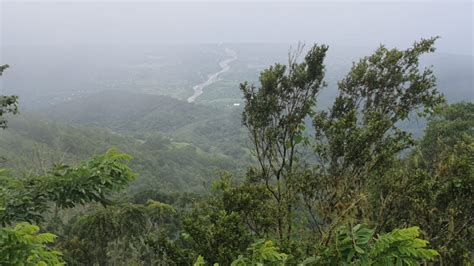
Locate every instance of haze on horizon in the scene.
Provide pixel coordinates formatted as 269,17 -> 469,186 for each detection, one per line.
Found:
1,1 -> 473,56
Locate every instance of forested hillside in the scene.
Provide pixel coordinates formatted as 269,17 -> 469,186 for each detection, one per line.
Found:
41,91 -> 248,160
1,38 -> 472,265
0,113 -> 244,193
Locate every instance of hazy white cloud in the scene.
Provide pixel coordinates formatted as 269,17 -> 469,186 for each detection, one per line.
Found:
1,1 -> 472,55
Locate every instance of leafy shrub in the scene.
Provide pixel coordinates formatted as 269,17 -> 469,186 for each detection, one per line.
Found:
0,222 -> 63,265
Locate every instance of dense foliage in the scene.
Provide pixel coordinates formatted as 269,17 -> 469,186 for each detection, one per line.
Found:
1,38 -> 472,265
0,149 -> 136,225
0,222 -> 63,265
0,114 -> 241,193
370,102 -> 474,263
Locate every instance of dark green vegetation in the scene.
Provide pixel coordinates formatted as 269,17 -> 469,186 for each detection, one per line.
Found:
40,90 -> 247,160
0,113 -> 242,193
1,39 -> 473,265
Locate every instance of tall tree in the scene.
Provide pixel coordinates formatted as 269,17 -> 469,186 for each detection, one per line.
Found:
241,44 -> 328,243
301,38 -> 444,237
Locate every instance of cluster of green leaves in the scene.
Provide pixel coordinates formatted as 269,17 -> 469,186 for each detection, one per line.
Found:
183,197 -> 254,264
306,225 -> 438,265
194,240 -> 288,266
0,222 -> 63,265
194,225 -> 438,265
60,200 -> 183,265
0,149 -> 135,225
231,240 -> 288,266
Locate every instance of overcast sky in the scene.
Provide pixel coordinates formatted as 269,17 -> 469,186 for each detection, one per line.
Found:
1,1 -> 473,55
